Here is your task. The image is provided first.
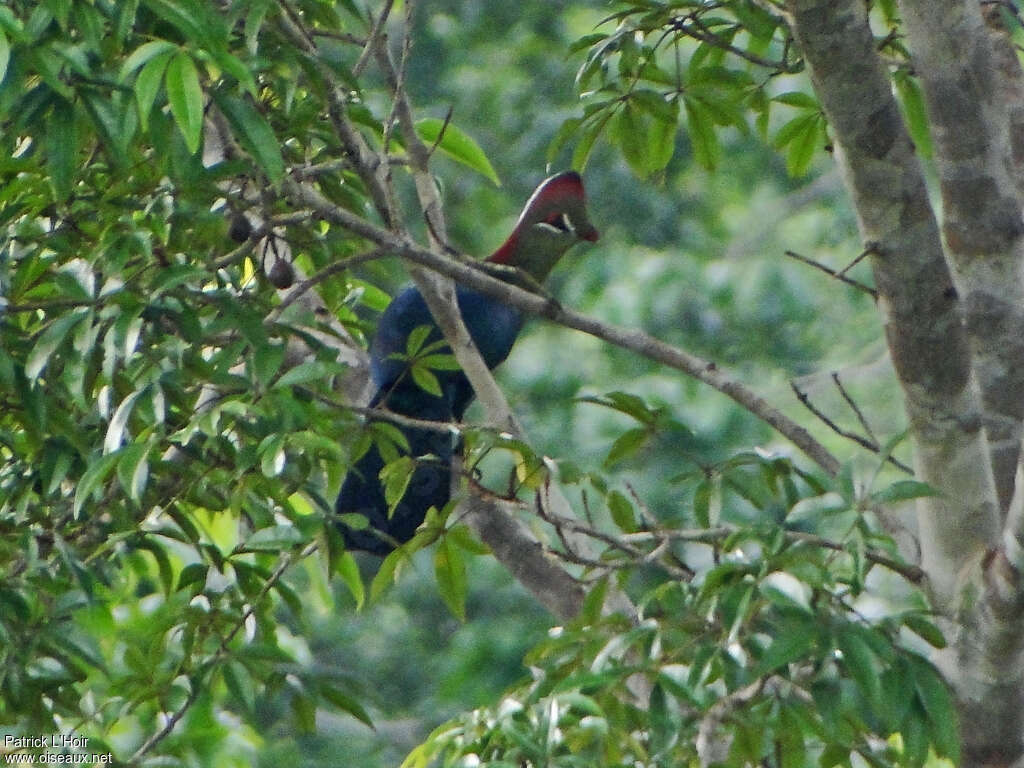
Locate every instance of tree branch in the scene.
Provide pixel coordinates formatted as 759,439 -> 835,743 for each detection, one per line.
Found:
783,249 -> 878,299
790,380 -> 912,474
282,178 -> 841,476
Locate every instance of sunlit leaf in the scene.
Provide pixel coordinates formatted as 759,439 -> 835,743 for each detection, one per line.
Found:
415,118 -> 500,185
135,49 -> 173,131
165,51 -> 203,154
434,536 -> 467,622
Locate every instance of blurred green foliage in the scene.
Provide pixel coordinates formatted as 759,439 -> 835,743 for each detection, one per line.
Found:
0,0 -> 940,765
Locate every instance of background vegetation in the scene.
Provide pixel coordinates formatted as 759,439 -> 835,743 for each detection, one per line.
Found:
0,0 -> 988,765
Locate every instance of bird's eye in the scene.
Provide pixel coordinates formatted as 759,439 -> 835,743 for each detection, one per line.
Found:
537,212 -> 575,235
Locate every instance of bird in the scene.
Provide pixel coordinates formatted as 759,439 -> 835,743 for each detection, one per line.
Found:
336,171 -> 599,555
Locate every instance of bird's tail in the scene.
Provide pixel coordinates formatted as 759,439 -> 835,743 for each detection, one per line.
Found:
335,387 -> 454,555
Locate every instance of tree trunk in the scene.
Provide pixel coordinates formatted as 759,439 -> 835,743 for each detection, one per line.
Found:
785,1 -> 1024,764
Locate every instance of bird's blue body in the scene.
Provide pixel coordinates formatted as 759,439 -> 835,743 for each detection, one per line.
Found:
336,286 -> 524,554
335,171 -> 597,554
371,285 -> 525,417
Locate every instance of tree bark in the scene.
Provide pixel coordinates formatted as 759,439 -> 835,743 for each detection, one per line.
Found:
899,0 -> 1024,514
785,1 -> 1024,763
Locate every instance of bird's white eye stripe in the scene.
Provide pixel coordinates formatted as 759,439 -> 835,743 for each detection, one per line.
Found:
536,213 -> 577,235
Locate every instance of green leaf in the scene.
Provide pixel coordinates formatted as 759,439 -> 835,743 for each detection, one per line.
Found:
135,49 -> 173,131
902,700 -> 929,768
446,524 -> 490,555
773,112 -> 816,149
120,40 -> 177,80
787,492 -> 849,523
104,389 -> 144,454
611,103 -> 648,176
25,309 -> 91,380
151,263 -> 207,293
223,661 -> 256,714
684,98 -> 720,170
434,536 -> 467,621
73,452 -> 120,518
46,97 -> 77,203
732,0 -> 779,39
571,111 -> 613,171
879,657 -> 914,732
894,71 -> 933,159
417,353 -> 462,372
116,442 -> 150,503
646,109 -> 677,174
207,49 -> 258,98
909,654 -> 959,761
901,613 -> 946,649
410,364 -> 442,397
0,29 -> 10,88
755,616 -> 815,675
648,682 -> 675,755
381,456 -> 414,515
143,0 -> 210,45
320,683 -> 374,728
214,91 -> 284,183
631,88 -> 678,124
273,360 -> 347,389
871,480 -> 942,504
836,625 -> 880,707
252,342 -> 285,388
786,114 -> 821,177
415,118 -> 500,185
547,116 -> 582,167
693,477 -> 712,527
604,426 -> 648,468
290,688 -> 317,734
0,7 -> 25,40
336,550 -> 365,610
259,434 -> 286,476
607,490 -> 637,533
405,324 -> 434,356
773,91 -> 818,109
579,576 -> 608,625
165,51 -> 204,154
369,547 -> 404,603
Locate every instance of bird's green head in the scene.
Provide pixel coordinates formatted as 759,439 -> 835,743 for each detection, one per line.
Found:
489,171 -> 599,282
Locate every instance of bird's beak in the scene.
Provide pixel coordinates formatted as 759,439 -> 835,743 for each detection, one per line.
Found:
579,224 -> 599,243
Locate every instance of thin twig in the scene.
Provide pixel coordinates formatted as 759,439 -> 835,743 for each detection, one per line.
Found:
834,244 -> 875,278
352,0 -> 395,78
674,14 -> 801,73
304,388 -> 469,434
273,3 -> 395,225
2,297 -> 98,314
425,105 -> 455,159
831,371 -> 878,444
790,380 -> 913,474
784,250 -> 878,298
211,211 -> 313,270
309,29 -> 366,45
617,527 -> 925,583
272,248 -> 388,315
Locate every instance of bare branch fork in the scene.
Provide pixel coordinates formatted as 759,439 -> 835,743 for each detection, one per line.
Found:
783,249 -> 878,298
789,379 -> 913,474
